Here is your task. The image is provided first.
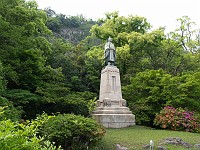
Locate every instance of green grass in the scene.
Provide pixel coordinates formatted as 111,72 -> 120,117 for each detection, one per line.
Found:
90,125 -> 200,150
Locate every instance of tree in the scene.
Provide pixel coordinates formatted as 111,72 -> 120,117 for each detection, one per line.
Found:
90,11 -> 151,44
0,0 -> 59,91
90,13 -> 200,81
166,16 -> 200,74
123,69 -> 200,126
0,62 -> 5,94
170,16 -> 200,53
123,69 -> 171,125
163,72 -> 200,111
44,7 -> 56,17
84,46 -> 104,93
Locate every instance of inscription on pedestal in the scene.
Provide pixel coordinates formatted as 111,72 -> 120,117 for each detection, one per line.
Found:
112,76 -> 116,91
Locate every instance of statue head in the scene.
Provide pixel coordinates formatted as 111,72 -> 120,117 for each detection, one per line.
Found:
105,36 -> 115,50
108,36 -> 112,42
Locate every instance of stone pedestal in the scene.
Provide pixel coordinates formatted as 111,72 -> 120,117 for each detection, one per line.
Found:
92,65 -> 135,128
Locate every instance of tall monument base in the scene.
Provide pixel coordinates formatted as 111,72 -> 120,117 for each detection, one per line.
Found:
92,65 -> 135,128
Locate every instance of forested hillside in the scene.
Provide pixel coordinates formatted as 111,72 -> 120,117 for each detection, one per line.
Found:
44,7 -> 100,44
1,0 -> 200,129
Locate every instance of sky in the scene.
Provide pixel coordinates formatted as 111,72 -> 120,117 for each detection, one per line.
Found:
35,0 -> 200,32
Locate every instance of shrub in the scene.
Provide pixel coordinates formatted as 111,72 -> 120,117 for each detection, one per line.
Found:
154,106 -> 200,132
128,102 -> 153,126
0,109 -> 61,150
39,114 -> 106,150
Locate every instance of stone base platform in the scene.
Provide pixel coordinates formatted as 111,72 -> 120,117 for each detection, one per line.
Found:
92,107 -> 135,128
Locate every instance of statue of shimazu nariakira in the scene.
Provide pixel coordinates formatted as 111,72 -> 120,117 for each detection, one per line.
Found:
104,37 -> 116,66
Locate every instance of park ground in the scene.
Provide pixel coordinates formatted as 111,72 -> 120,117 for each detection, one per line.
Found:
91,125 -> 200,150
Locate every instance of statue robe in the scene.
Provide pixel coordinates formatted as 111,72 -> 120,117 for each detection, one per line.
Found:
104,41 -> 116,65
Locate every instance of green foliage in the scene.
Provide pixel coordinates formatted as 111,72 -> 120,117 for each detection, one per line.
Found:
44,9 -> 98,44
46,38 -> 73,70
41,96 -> 90,117
2,89 -> 42,119
89,12 -> 155,80
1,0 -> 200,134
84,46 -> 103,92
3,89 -> 40,106
46,37 -> 97,92
91,11 -> 151,42
0,110 -> 62,150
171,16 -> 200,53
0,61 -> 5,93
46,17 -> 62,32
90,12 -> 192,83
123,69 -> 200,126
39,114 -> 106,150
3,88 -> 95,119
163,72 -> 200,111
89,14 -> 200,87
36,82 -> 96,117
154,106 -> 200,133
123,69 -> 171,125
86,98 -> 97,115
0,0 -> 54,91
36,82 -> 70,99
0,97 -> 22,121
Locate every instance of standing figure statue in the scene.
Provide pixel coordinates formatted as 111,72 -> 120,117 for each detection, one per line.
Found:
104,37 -> 116,66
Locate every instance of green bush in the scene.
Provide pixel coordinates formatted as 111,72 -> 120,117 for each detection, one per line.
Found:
0,109 -> 62,150
154,106 -> 200,133
128,103 -> 153,126
39,114 -> 106,150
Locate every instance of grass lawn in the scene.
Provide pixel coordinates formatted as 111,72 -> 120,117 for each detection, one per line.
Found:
90,125 -> 200,150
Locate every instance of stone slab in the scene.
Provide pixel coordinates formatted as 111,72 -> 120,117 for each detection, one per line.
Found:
93,113 -> 135,128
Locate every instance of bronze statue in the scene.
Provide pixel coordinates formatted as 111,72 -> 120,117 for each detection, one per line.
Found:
104,37 -> 116,66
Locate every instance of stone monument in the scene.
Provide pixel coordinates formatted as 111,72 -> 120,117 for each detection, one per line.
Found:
92,37 -> 135,128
